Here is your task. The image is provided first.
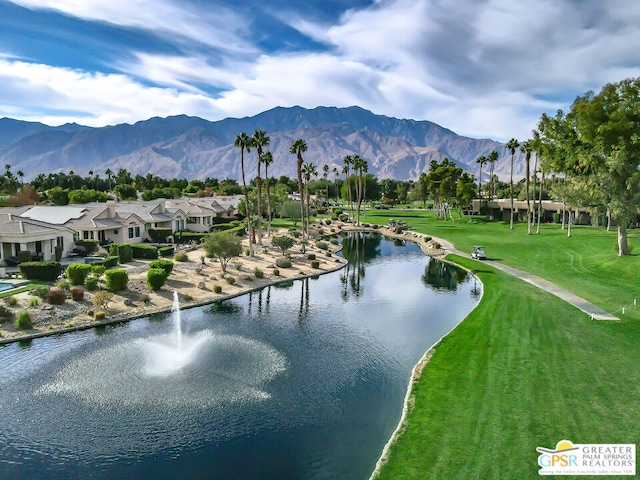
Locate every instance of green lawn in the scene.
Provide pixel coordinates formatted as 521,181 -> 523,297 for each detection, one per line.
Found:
365,209 -> 640,321
361,210 -> 640,478
376,256 -> 640,479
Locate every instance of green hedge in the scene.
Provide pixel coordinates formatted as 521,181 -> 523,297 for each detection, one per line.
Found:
159,246 -> 174,257
65,263 -> 93,285
109,244 -> 133,263
17,250 -> 32,262
105,269 -> 128,291
74,240 -> 99,255
19,261 -> 61,281
175,232 -> 211,244
102,256 -> 119,268
131,244 -> 159,259
146,268 -> 168,291
276,257 -> 292,268
147,228 -> 172,243
149,259 -> 173,276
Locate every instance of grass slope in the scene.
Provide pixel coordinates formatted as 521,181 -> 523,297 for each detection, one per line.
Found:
376,255 -> 640,479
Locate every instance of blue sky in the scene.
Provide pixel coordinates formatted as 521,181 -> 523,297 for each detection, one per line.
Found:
0,0 -> 639,141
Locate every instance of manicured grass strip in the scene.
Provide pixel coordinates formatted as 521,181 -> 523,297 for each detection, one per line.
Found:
0,283 -> 46,299
376,255 -> 640,479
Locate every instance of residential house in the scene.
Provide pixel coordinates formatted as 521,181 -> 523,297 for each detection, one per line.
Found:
0,212 -> 75,262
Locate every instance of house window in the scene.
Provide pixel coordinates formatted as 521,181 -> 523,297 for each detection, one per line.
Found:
83,231 -> 94,240
128,226 -> 141,239
73,231 -> 80,241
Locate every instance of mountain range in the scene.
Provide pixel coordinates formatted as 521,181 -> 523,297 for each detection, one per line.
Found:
0,106 -> 525,182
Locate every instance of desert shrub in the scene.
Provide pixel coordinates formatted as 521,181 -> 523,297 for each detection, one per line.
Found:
291,230 -> 301,238
149,259 -> 174,276
213,285 -> 222,293
338,213 -> 349,222
325,252 -> 332,257
104,269 -> 128,291
4,295 -> 17,306
272,235 -> 295,255
66,263 -> 93,285
146,268 -> 168,291
159,246 -> 175,257
109,244 -> 133,263
46,288 -> 67,305
316,241 -> 328,250
244,248 -> 250,256
131,244 -> 159,259
28,297 -> 39,307
276,256 -> 292,268
0,305 -> 14,321
94,311 -> 106,320
423,236 -> 432,242
324,218 -> 332,225
254,268 -> 264,279
55,279 -> 71,291
85,277 -> 98,291
307,253 -> 316,260
174,252 -> 189,262
19,261 -> 61,281
372,224 -> 380,229
311,260 -> 320,269
234,261 -> 243,271
93,291 -> 113,309
330,238 -> 339,245
92,264 -> 106,276
15,311 -> 32,330
85,309 -> 94,317
272,268 -> 280,276
102,256 -> 119,268
70,287 -> 84,301
226,276 -> 236,285
31,286 -> 50,299
394,226 -> 404,234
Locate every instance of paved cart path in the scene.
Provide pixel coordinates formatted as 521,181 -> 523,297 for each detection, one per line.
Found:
414,232 -> 618,321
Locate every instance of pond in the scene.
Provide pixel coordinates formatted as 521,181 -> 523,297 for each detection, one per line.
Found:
0,232 -> 480,480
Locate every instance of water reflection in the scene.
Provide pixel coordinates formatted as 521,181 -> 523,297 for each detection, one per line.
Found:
339,232 -> 382,299
421,258 -> 469,292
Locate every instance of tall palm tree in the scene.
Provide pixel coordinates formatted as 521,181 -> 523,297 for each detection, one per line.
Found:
352,155 -> 368,225
322,164 -> 330,205
16,170 -> 24,188
105,168 -> 113,191
342,155 -> 353,218
235,132 -> 254,256
332,166 -> 340,205
506,138 -> 520,230
261,151 -> 274,237
252,129 -> 270,246
520,140 -> 533,234
301,162 -> 317,236
361,161 -> 369,217
475,155 -> 487,200
487,150 -> 499,198
289,139 -> 308,238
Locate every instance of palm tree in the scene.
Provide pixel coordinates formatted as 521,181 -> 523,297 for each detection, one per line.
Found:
16,170 -> 24,188
352,155 -> 368,225
252,129 -> 270,246
289,139 -> 308,238
475,155 -> 487,200
261,151 -> 274,237
361,161 -> 369,217
301,162 -> 317,236
322,164 -> 330,205
506,139 -> 520,230
487,150 -> 499,198
342,155 -> 353,218
105,168 -> 113,191
235,132 -> 254,256
332,166 -> 340,205
520,140 -> 533,234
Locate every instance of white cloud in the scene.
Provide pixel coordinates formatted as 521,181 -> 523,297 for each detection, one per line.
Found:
8,0 -> 254,53
0,59 -> 224,126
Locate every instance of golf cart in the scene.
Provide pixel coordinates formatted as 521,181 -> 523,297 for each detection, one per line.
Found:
471,246 -> 487,260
